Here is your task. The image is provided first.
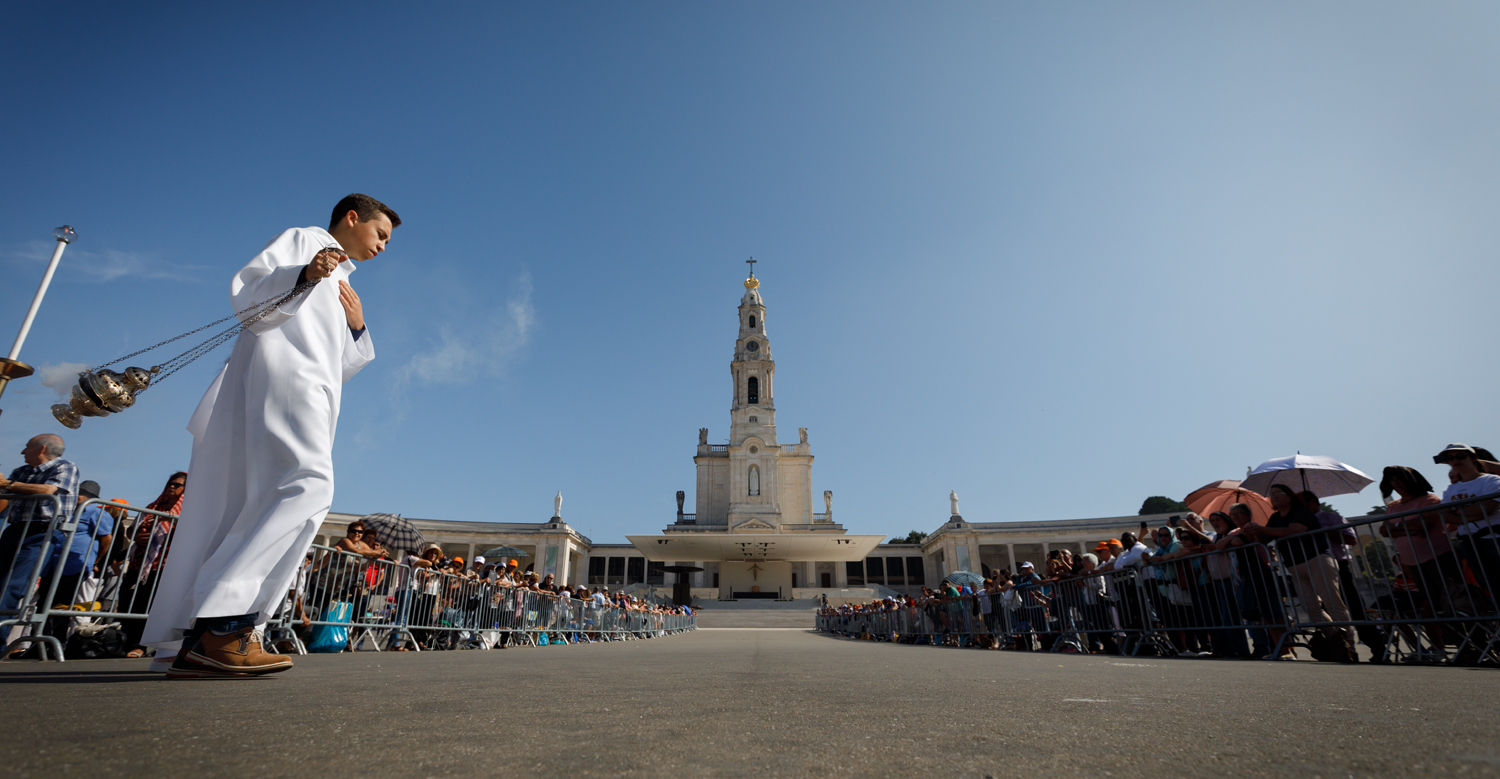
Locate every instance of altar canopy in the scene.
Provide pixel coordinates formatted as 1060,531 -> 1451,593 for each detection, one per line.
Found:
142,227 -> 375,648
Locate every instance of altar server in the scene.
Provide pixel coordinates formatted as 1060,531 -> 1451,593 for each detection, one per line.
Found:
143,194 -> 398,678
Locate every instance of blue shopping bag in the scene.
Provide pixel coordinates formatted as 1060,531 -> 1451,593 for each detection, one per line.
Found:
307,601 -> 353,653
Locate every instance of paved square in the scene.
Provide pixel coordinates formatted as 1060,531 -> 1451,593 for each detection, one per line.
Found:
1,629 -> 1496,777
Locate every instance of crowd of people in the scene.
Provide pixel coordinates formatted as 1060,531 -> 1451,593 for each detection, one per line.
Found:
0,433 -> 188,658
820,442 -> 1500,666
292,521 -> 693,651
0,432 -> 693,659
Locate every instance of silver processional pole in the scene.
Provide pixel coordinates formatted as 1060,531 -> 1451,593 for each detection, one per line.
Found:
0,225 -> 77,419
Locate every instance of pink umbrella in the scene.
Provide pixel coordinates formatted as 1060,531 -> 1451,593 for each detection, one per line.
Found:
1184,480 -> 1275,526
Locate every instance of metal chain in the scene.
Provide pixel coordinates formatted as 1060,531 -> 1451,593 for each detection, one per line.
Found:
129,280 -> 319,392
97,281 -> 314,370
94,245 -> 344,389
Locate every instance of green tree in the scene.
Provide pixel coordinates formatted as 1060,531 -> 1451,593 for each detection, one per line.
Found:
887,530 -> 928,545
1139,496 -> 1189,515
1358,538 -> 1397,579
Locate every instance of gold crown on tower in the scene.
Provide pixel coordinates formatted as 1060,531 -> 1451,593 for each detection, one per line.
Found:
744,276 -> 760,290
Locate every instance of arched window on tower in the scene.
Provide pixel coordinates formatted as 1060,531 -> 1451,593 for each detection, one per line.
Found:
748,315 -> 757,329
748,465 -> 761,496
747,376 -> 759,404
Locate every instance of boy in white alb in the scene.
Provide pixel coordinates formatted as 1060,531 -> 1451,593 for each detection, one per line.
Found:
142,194 -> 399,678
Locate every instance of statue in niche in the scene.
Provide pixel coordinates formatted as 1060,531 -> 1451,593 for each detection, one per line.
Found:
748,465 -> 760,496
698,428 -> 709,445
823,490 -> 833,514
950,490 -> 960,517
554,491 -> 563,519
676,490 -> 685,516
799,427 -> 808,445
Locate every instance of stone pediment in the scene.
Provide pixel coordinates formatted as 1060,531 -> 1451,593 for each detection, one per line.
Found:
731,518 -> 778,533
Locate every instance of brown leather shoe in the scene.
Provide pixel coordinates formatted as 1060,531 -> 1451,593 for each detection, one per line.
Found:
164,655 -> 254,679
186,628 -> 293,675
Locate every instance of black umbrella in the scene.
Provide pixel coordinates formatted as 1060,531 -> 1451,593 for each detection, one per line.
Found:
360,513 -> 424,554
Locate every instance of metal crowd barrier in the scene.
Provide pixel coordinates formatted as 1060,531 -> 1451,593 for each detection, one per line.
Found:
4,496 -> 186,660
269,544 -> 695,655
0,493 -> 68,659
819,493 -> 1500,666
1,504 -> 693,662
1263,494 -> 1500,664
817,550 -> 1290,659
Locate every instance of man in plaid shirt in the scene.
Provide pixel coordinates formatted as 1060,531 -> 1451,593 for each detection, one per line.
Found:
0,434 -> 81,615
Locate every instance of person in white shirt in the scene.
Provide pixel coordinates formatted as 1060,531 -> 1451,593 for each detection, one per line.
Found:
1076,553 -> 1117,653
1096,531 -> 1153,641
1103,532 -> 1150,570
1436,443 -> 1500,614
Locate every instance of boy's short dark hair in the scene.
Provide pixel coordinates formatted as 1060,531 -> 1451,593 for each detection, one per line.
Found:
330,193 -> 401,229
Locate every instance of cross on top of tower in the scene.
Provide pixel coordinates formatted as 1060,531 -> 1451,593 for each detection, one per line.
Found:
746,257 -> 756,277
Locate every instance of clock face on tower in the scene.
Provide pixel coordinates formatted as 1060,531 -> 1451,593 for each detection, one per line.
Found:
746,340 -> 759,353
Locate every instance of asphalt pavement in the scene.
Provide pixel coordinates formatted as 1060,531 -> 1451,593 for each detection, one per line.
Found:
0,628 -> 1496,778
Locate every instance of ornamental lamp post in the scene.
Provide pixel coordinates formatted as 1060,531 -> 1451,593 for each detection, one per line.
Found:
0,225 -> 77,418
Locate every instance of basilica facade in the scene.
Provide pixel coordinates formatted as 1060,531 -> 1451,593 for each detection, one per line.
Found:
625,271 -> 882,598
314,271 -> 1177,601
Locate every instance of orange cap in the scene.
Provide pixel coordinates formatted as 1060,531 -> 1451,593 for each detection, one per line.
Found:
509,559 -> 519,567
111,498 -> 130,505
452,556 -> 464,564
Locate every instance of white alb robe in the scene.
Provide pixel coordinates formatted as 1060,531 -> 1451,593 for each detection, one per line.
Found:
141,226 -> 374,647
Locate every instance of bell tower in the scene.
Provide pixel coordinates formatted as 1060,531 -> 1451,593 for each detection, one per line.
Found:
723,264 -> 784,528
644,263 -> 881,591
730,266 -> 774,445
689,265 -> 815,529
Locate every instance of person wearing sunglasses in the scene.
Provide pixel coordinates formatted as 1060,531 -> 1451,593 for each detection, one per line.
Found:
335,522 -> 368,556
334,523 -> 385,560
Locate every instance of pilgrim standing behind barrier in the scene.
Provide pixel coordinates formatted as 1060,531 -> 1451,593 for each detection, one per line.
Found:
0,435 -> 79,640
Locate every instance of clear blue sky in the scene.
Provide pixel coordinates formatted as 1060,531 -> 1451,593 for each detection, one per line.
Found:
2,3 -> 1497,543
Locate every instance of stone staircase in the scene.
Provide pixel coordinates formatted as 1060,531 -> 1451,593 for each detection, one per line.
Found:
691,598 -> 818,628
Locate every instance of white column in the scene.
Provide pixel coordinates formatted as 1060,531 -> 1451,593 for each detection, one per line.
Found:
557,539 -> 572,586
1006,544 -> 1016,573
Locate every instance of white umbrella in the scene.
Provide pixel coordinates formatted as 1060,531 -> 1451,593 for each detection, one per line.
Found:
1241,455 -> 1373,498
